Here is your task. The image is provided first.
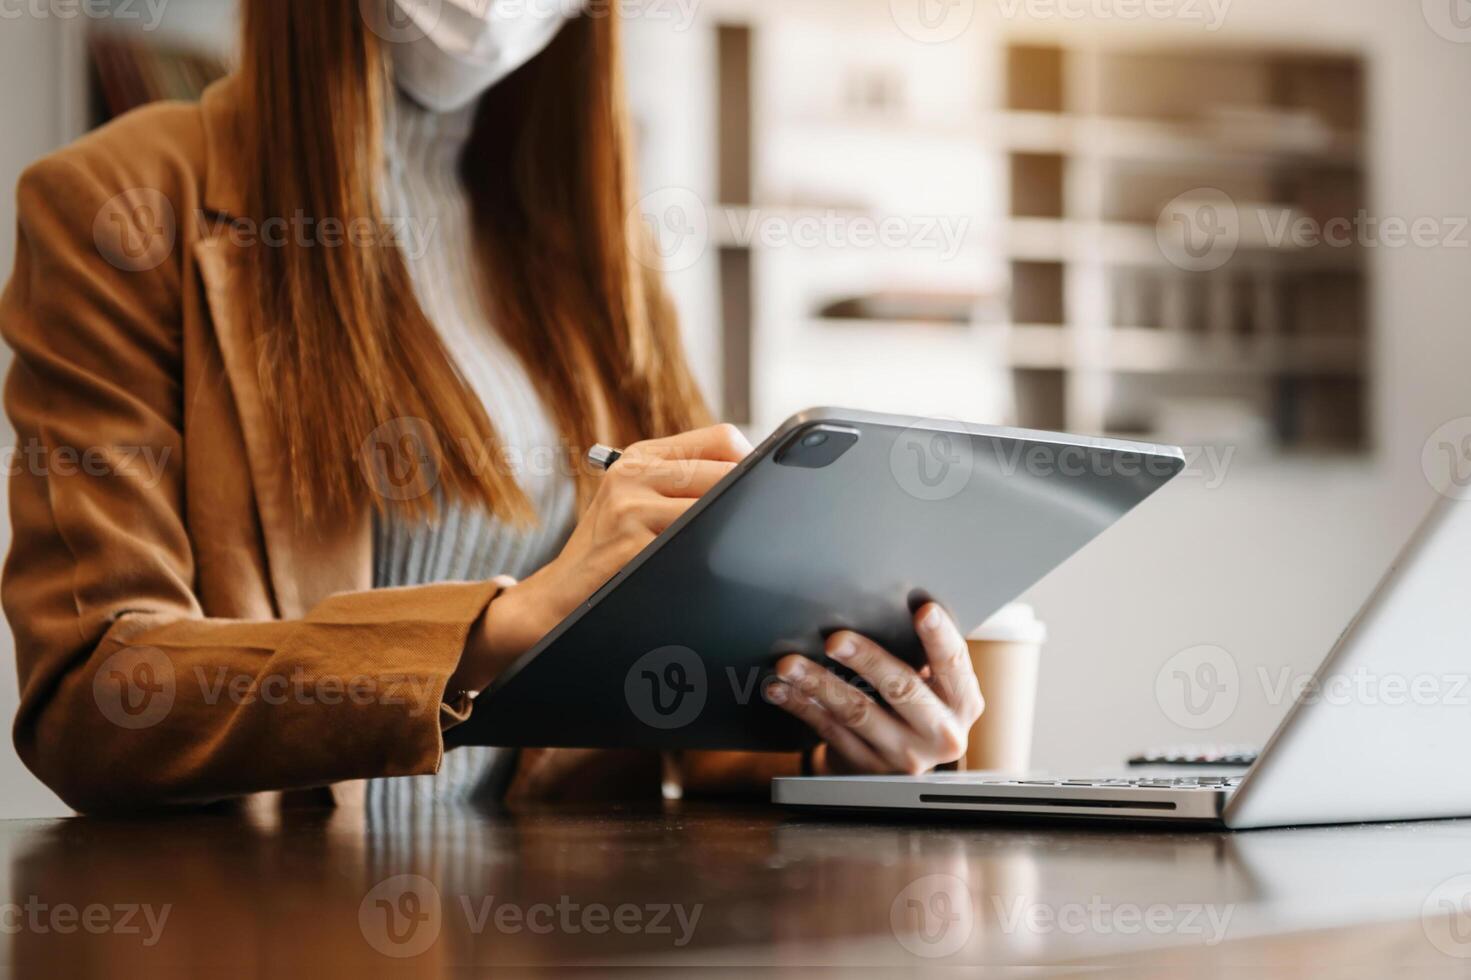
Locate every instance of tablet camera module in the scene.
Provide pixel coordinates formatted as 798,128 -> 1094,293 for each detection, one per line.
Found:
775,425 -> 860,469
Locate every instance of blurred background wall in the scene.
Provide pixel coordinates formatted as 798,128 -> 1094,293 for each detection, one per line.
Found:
0,0 -> 1467,816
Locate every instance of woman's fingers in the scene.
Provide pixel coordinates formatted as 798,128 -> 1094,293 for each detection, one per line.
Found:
628,423 -> 753,464
826,629 -> 965,758
766,681 -> 886,773
914,603 -> 985,725
613,458 -> 736,498
773,654 -> 921,773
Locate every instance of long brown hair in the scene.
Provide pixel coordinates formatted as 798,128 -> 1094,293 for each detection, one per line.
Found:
238,2 -> 709,523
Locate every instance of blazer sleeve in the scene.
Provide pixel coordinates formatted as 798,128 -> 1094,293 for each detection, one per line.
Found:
1,155 -> 497,814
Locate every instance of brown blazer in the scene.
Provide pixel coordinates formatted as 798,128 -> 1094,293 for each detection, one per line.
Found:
2,78 -> 793,814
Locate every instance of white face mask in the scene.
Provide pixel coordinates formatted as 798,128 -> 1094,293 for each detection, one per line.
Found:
385,0 -> 581,113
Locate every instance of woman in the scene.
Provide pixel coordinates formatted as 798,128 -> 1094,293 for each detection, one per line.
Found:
0,0 -> 983,813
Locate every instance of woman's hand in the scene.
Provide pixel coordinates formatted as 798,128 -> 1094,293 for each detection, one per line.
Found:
451,424 -> 753,694
767,604 -> 984,776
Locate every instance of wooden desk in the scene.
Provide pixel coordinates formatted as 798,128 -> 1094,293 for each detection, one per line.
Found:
4,798 -> 1471,977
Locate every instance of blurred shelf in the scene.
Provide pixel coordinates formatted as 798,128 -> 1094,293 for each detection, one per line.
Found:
714,29 -> 1371,453
769,111 -> 1362,167
1005,217 -> 1364,269
772,113 -> 982,144
1106,328 -> 1365,376
710,203 -> 916,249
994,111 -> 1362,167
1009,324 -> 1073,368
806,321 -> 1064,371
798,321 -> 1362,378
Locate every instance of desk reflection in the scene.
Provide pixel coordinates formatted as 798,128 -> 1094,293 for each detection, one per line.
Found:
6,797 -> 1471,976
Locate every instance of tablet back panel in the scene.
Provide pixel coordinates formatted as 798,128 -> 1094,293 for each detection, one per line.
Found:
456,409 -> 1183,752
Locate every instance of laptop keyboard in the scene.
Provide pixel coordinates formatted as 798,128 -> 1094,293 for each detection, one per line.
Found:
939,775 -> 1243,791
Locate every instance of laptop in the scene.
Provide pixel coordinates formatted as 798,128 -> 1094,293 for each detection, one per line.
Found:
775,494 -> 1471,830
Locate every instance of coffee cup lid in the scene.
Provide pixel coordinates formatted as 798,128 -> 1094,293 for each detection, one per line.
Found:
967,603 -> 1047,645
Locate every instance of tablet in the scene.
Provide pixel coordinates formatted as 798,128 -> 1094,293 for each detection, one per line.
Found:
451,408 -> 1184,753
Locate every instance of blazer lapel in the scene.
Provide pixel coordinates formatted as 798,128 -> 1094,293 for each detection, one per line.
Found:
194,78 -> 370,619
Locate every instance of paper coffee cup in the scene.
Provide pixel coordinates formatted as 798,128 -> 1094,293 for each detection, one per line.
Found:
963,603 -> 1045,773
